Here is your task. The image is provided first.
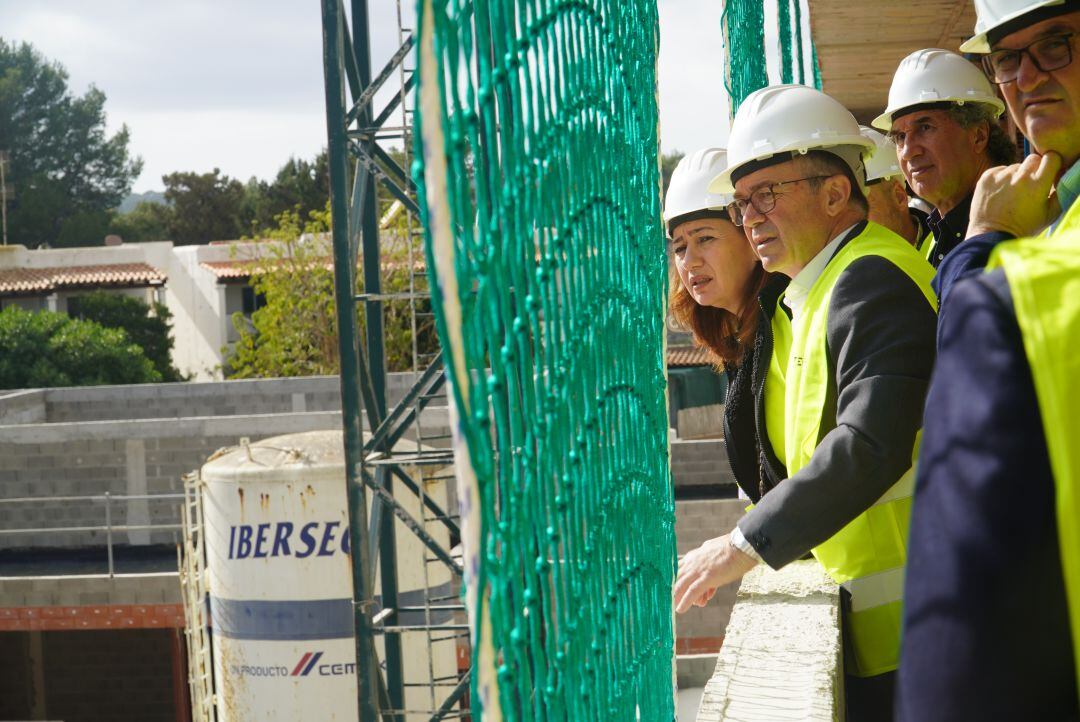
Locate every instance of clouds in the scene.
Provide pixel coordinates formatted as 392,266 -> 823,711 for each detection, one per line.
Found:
1,0 -> 732,190
657,0 -> 731,154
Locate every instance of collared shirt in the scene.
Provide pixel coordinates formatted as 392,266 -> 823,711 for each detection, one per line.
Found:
1049,158 -> 1080,234
926,193 -> 973,268
782,224 -> 858,320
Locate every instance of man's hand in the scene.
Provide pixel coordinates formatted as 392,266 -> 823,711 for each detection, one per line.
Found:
673,533 -> 758,614
968,152 -> 1062,238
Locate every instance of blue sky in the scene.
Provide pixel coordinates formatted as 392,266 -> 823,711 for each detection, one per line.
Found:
0,0 -> 751,192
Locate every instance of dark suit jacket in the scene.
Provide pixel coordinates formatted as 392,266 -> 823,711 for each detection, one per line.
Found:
897,269 -> 1078,721
737,223 -> 938,568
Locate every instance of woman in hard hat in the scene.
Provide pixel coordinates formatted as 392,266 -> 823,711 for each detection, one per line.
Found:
664,148 -> 789,503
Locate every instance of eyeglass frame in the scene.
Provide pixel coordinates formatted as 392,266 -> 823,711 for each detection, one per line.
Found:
982,32 -> 1077,85
727,175 -> 836,227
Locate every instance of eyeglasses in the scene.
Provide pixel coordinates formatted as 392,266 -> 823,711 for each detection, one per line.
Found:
983,32 -> 1076,84
727,175 -> 833,227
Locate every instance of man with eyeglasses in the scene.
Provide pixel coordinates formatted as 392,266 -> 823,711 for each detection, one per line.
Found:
873,49 -> 1015,279
673,84 -> 936,722
897,1 -> 1080,719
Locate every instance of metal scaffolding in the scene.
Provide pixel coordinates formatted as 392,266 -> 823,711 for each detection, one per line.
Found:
320,1 -> 469,720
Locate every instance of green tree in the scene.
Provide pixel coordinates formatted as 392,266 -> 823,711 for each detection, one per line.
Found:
0,306 -> 160,389
0,40 -> 142,247
226,202 -> 437,378
162,168 -> 245,244
109,200 -> 172,242
226,206 -> 340,378
243,151 -> 330,234
661,150 -> 685,199
72,291 -> 183,381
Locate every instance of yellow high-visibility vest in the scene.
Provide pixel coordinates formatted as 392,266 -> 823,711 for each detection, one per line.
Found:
764,305 -> 791,468
782,222 -> 937,677
988,215 -> 1080,704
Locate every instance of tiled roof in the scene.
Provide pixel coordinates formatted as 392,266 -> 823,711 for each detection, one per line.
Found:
667,345 -> 716,368
200,257 -> 425,280
200,258 -> 337,280
0,263 -> 166,296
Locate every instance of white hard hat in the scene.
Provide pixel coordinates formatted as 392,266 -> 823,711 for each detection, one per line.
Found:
860,126 -> 903,182
664,148 -> 734,232
871,49 -> 1005,131
962,0 -> 1071,53
709,84 -> 873,194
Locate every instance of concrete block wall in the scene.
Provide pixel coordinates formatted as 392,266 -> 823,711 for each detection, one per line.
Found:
31,372 -> 436,424
673,499 -> 745,652
0,412 -> 343,549
0,573 -> 181,608
670,438 -> 736,492
41,376 -> 344,422
0,389 -> 46,425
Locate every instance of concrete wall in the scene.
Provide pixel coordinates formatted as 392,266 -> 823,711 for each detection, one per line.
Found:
697,561 -> 843,722
0,374 -> 452,550
2,372 -> 436,423
0,411 -> 345,549
41,375 -> 344,422
0,374 -> 726,551
674,498 -> 745,690
0,389 -> 46,425
670,439 -> 735,493
0,574 -> 181,608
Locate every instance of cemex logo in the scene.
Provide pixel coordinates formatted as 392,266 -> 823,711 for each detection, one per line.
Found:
292,652 -> 323,676
291,651 -> 356,677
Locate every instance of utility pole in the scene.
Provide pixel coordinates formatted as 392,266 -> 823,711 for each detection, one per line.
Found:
0,151 -> 9,246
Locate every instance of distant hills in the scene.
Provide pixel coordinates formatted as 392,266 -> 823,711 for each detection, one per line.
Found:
117,190 -> 167,214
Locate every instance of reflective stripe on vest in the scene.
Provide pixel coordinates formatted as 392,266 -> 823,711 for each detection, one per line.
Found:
988,217 -> 1080,703
783,221 -> 937,677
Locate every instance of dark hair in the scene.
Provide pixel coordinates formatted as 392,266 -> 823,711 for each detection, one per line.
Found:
945,103 -> 1018,167
669,260 -> 770,369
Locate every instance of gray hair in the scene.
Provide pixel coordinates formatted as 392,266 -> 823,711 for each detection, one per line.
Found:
946,104 -> 1018,167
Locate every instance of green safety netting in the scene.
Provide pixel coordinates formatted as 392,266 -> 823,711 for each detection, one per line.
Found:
723,0 -> 822,113
413,0 -> 676,719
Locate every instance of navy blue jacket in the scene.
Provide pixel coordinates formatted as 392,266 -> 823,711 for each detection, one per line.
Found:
897,269 -> 1078,721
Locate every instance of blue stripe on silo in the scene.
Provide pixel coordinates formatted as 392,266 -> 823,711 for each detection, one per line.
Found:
209,596 -> 354,640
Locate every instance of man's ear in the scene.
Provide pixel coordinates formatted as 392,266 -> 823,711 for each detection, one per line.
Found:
890,179 -> 910,210
971,120 -> 990,154
824,174 -> 853,217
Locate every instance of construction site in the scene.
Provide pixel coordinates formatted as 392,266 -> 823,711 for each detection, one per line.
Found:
3,0 -> 1080,720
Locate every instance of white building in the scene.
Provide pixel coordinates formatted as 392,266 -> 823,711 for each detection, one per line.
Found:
0,240 -> 277,381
